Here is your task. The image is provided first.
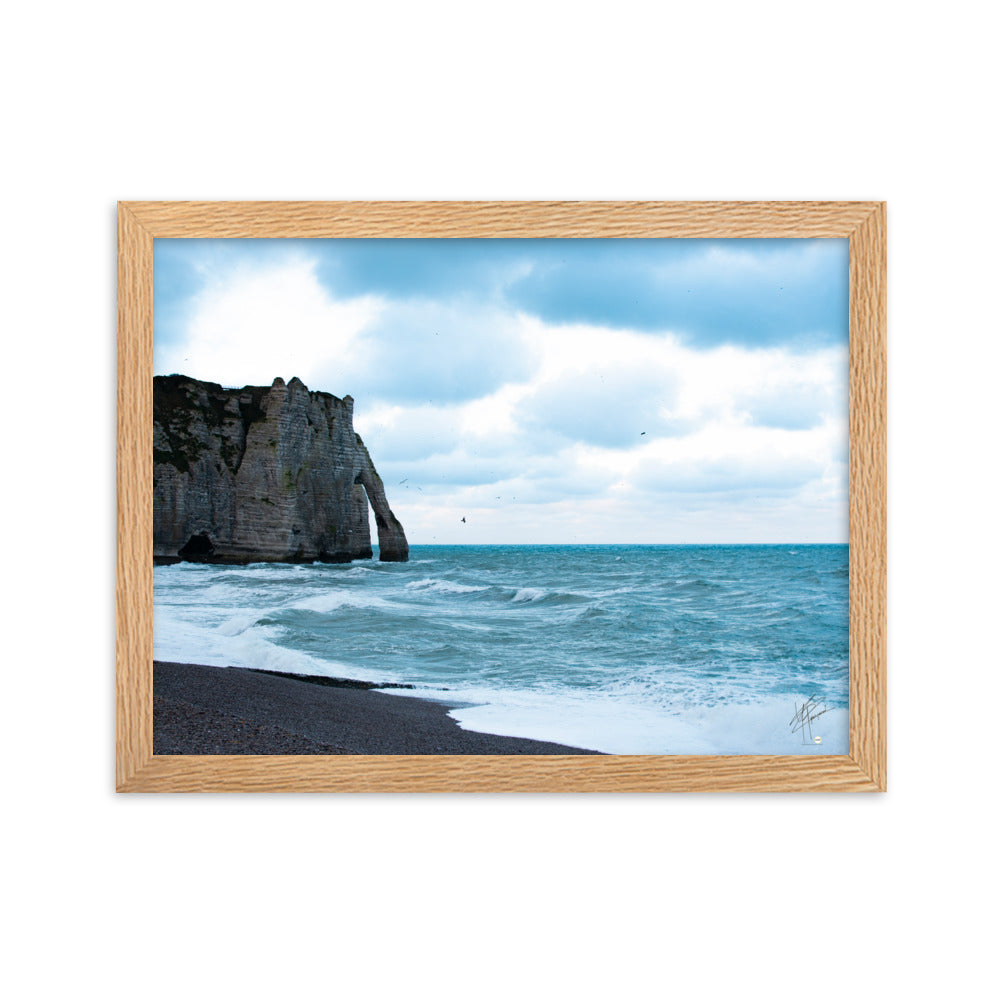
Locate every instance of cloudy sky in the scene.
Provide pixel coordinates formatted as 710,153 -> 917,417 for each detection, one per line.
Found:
153,237 -> 848,545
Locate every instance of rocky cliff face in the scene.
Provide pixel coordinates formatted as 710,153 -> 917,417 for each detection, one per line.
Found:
153,375 -> 408,564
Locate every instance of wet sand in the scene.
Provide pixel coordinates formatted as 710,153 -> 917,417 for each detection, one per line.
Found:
153,661 -> 601,755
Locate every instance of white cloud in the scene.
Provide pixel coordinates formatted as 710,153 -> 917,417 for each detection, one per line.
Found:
155,255 -> 382,390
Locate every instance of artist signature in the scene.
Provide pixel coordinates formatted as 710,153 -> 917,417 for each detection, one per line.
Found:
790,697 -> 829,744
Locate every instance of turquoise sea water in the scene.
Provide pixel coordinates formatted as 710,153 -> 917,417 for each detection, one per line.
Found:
153,544 -> 849,754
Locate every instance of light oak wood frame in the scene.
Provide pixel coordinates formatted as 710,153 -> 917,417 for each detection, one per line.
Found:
117,201 -> 886,792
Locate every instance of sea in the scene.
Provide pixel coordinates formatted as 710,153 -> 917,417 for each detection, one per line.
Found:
153,544 -> 849,755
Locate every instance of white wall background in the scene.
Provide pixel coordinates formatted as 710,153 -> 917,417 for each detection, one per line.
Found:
3,2 -> 996,997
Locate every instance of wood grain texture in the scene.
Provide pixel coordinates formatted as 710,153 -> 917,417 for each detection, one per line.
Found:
120,754 -> 877,793
848,204 -> 888,790
116,205 -> 154,787
116,200 -> 887,792
123,200 -> 876,239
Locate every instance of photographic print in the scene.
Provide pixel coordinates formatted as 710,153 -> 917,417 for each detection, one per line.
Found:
150,232 -> 851,758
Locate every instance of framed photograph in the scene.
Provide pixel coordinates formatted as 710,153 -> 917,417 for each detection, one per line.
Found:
117,201 -> 885,792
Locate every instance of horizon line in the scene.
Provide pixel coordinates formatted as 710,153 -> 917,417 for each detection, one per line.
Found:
380,541 -> 848,547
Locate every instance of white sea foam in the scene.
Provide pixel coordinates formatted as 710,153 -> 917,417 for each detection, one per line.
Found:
224,628 -> 366,680
342,565 -> 377,577
511,587 -> 547,603
435,687 -> 850,755
405,578 -> 489,595
288,591 -> 399,614
155,602 -> 385,682
154,604 -> 232,667
215,612 -> 263,636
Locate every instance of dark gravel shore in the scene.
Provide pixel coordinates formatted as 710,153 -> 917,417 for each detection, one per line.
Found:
154,661 -> 601,755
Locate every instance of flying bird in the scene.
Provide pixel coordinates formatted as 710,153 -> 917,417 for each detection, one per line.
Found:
461,517 -> 466,523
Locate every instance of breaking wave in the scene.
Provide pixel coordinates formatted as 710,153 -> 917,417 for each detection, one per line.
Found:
405,578 -> 490,595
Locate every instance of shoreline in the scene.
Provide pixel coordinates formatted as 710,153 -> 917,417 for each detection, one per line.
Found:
153,661 -> 601,755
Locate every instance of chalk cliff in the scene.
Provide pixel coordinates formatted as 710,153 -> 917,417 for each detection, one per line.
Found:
153,375 -> 408,564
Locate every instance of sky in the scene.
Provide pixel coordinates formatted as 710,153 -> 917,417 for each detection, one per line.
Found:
153,238 -> 848,544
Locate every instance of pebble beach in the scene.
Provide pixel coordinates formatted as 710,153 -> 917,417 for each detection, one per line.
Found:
153,661 -> 600,755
